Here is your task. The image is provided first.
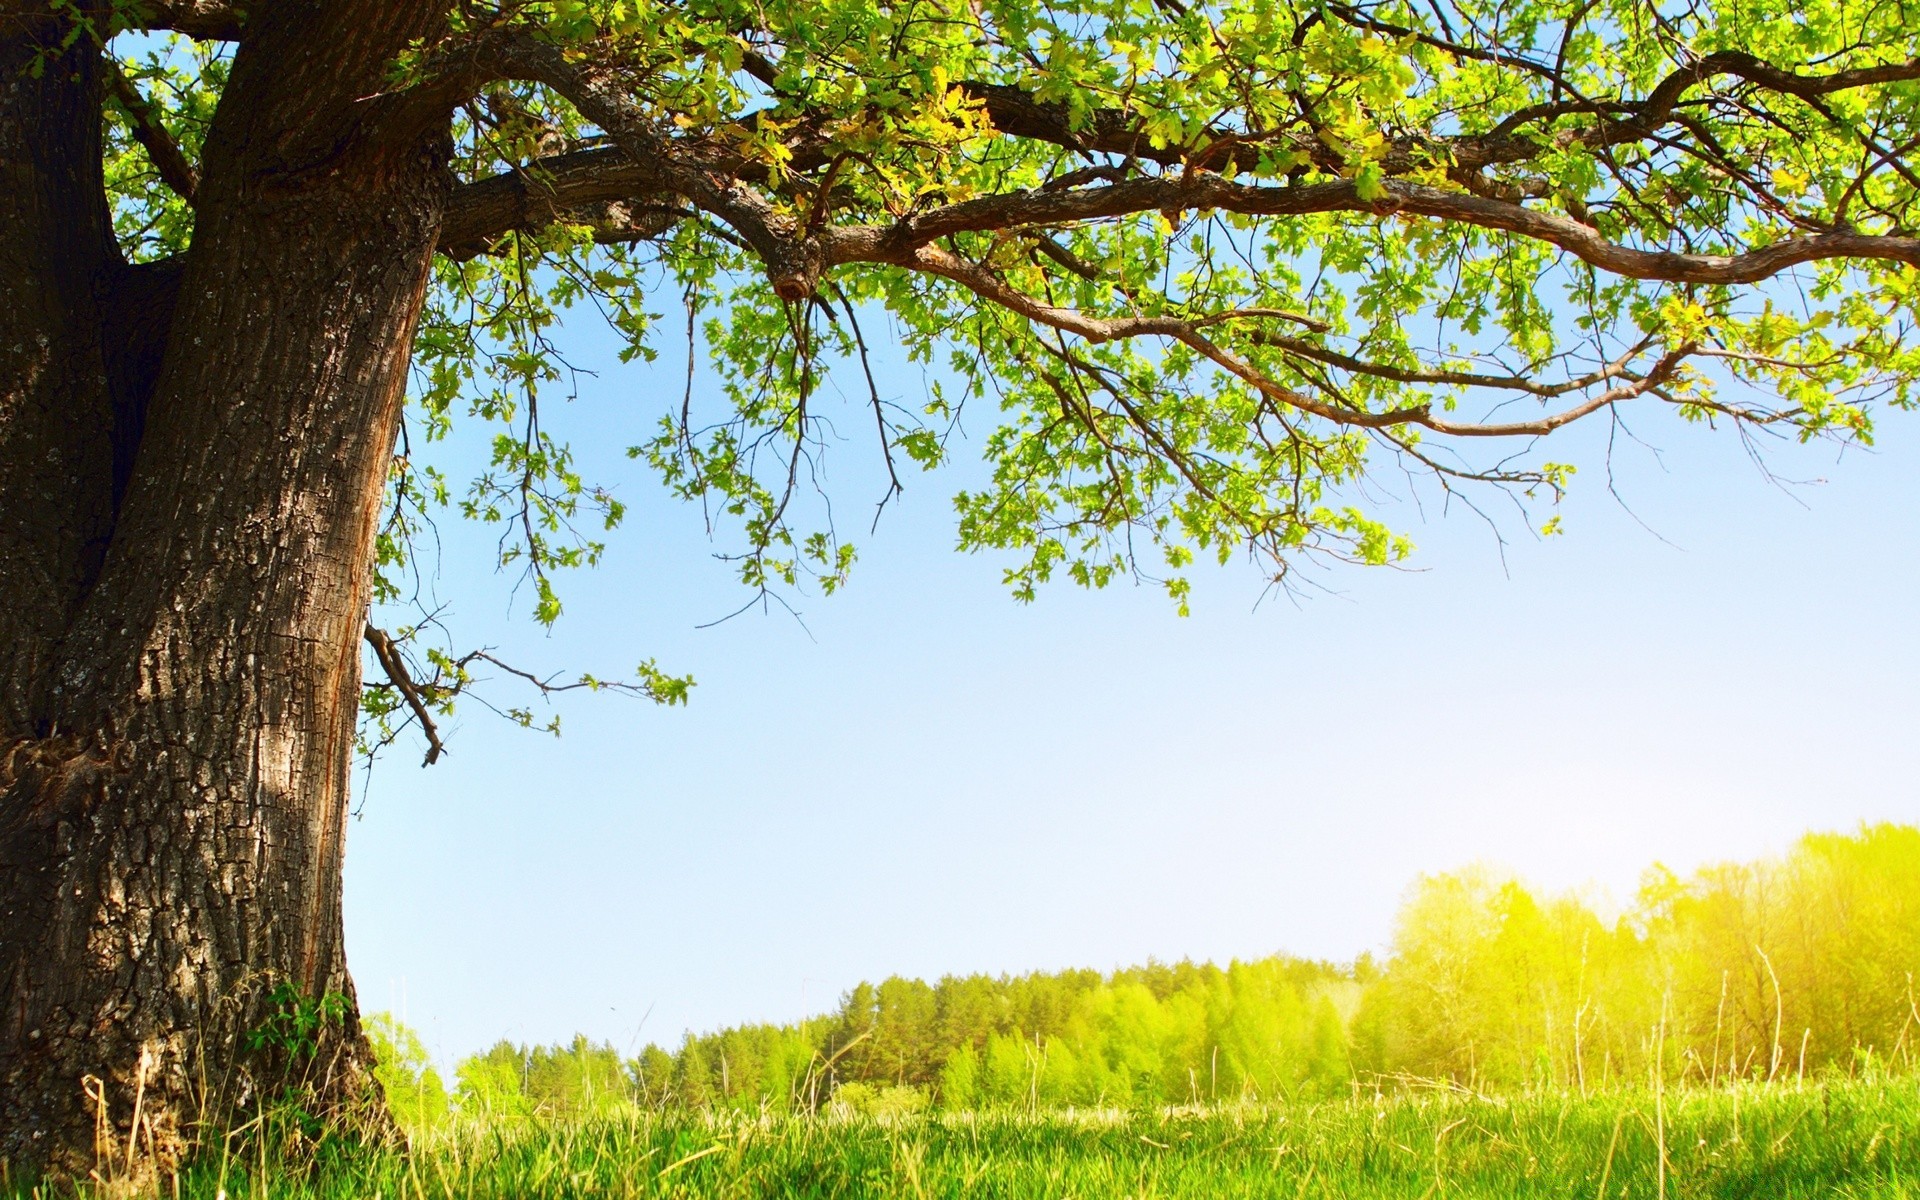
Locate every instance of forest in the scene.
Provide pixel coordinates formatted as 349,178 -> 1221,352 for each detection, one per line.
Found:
369,823 -> 1920,1127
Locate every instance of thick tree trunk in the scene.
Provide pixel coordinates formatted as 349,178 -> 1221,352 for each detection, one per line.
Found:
0,2 -> 451,1182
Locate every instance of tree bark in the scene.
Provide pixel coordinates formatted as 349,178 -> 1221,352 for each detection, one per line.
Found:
0,2 -> 452,1182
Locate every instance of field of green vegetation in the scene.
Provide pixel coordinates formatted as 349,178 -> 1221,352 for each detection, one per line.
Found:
14,824 -> 1917,1197
26,1078 -> 1920,1198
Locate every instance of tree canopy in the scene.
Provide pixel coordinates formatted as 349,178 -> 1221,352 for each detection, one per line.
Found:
89,0 -> 1920,750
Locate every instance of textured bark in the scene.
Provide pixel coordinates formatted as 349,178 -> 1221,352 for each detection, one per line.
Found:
0,2 -> 453,1182
0,7 -> 121,733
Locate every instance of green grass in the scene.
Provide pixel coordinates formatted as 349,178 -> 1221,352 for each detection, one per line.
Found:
28,1080 -> 1920,1198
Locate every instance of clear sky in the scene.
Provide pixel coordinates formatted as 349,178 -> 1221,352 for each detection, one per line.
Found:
344,306 -> 1920,1067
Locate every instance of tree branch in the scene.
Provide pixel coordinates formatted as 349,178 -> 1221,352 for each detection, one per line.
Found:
437,38 -> 1920,283
952,52 -> 1920,182
1245,332 -> 1655,398
364,624 -> 446,766
491,35 -> 825,298
438,145 -> 689,257
828,175 -> 1920,285
134,1 -> 247,40
105,58 -> 198,206
442,134 -> 1910,287
881,243 -> 1697,437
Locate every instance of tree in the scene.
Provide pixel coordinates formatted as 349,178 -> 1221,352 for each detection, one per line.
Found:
363,1014 -> 452,1132
2,0 -> 1917,1179
453,1040 -> 535,1117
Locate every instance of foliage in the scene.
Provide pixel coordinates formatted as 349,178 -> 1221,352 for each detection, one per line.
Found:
452,1041 -> 538,1119
442,1036 -> 639,1124
620,956 -> 1362,1113
823,1080 -> 931,1119
1358,821 -> 1920,1091
86,0 -> 1920,761
397,822 -> 1917,1122
658,823 -> 1919,1109
365,1014 -> 453,1133
243,985 -> 350,1061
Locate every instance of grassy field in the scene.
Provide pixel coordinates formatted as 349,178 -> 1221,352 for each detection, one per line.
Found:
27,1078 -> 1916,1199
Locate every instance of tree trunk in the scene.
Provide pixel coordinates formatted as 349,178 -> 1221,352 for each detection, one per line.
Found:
0,2 -> 451,1182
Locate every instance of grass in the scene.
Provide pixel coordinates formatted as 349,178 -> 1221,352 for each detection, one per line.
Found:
24,1079 -> 1920,1198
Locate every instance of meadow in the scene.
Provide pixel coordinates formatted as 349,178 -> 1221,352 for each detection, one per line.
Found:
14,824 -> 1917,1197
36,1077 -> 1920,1199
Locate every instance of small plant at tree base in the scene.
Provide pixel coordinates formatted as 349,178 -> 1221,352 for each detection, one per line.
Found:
244,985 -> 351,1063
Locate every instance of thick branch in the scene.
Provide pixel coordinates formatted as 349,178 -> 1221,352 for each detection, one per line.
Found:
492,36 -> 824,297
829,175 -> 1920,285
135,1 -> 247,40
438,146 -> 677,257
438,34 -> 1920,280
967,52 -> 1920,179
1641,51 -> 1920,115
442,144 -> 1920,286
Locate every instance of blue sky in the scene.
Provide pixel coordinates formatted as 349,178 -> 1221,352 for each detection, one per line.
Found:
345,308 -> 1920,1065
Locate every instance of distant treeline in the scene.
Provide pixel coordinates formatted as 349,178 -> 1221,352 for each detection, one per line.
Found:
372,823 -> 1920,1126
